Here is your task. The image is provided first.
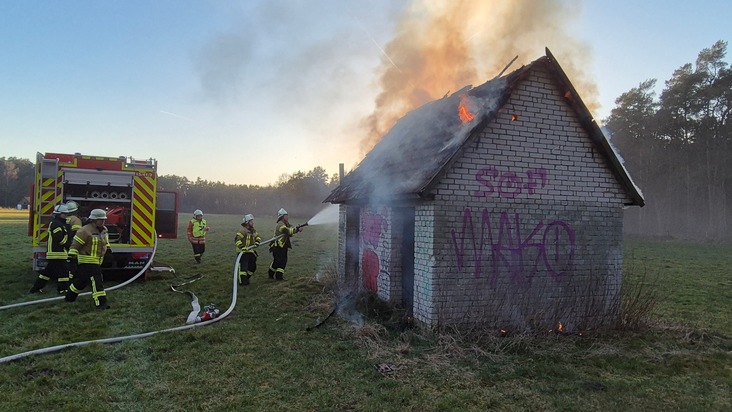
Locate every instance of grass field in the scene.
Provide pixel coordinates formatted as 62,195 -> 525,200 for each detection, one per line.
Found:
0,208 -> 730,411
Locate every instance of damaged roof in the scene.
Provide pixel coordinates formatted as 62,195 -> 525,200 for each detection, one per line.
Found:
325,48 -> 645,207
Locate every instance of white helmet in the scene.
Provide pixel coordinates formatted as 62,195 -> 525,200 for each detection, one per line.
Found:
194,209 -> 203,217
65,200 -> 79,214
277,208 -> 288,220
52,204 -> 69,215
89,209 -> 107,220
243,214 -> 254,224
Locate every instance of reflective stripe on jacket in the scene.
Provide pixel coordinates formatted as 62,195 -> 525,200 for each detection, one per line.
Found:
235,227 -> 261,254
68,223 -> 110,265
46,215 -> 69,260
272,221 -> 296,249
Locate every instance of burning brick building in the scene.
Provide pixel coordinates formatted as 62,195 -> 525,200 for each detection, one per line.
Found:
325,49 -> 644,331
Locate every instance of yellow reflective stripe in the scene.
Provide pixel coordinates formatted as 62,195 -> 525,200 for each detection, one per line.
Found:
78,255 -> 102,264
91,236 -> 98,259
46,252 -> 68,259
74,235 -> 86,245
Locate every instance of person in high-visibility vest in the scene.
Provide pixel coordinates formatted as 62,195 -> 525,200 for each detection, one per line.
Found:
29,204 -> 71,294
65,208 -> 112,310
268,208 -> 304,281
234,214 -> 261,286
187,209 -> 210,263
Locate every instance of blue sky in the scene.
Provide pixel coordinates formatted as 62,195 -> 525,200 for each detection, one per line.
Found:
1,1 -> 730,186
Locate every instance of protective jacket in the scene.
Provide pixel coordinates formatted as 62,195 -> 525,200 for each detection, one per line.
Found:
271,221 -> 296,249
187,218 -> 208,244
67,215 -> 83,238
68,223 -> 110,265
47,215 -> 70,260
235,226 -> 261,254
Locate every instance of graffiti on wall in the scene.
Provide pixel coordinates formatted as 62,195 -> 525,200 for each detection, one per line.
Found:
473,167 -> 548,199
451,207 -> 575,289
361,208 -> 389,291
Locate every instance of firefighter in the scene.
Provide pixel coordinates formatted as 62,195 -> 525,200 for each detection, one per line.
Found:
268,208 -> 304,281
234,214 -> 261,286
29,204 -> 71,294
187,209 -> 209,263
65,200 -> 83,238
65,200 -> 83,280
65,209 -> 112,310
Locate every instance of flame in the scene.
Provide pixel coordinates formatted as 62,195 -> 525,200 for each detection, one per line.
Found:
558,322 -> 564,333
458,93 -> 475,123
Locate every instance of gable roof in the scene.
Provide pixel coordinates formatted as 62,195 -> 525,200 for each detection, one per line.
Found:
325,48 -> 645,207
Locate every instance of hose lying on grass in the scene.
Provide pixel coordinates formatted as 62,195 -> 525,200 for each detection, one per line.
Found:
0,235 -> 285,364
0,236 -> 161,312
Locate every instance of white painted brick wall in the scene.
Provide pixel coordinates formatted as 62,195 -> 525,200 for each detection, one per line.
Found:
419,65 -> 630,330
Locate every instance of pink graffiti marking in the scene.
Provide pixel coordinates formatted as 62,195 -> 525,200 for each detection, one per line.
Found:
361,209 -> 389,292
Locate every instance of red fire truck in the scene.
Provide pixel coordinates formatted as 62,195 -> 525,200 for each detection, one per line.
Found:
28,152 -> 178,272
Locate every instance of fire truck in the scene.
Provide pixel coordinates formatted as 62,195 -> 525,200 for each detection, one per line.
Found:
29,152 -> 179,272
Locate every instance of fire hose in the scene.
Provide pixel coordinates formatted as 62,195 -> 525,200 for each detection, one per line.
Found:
0,236 -> 162,312
0,234 -> 284,364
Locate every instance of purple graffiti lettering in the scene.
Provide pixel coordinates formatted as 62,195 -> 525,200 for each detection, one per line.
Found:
541,221 -> 575,281
473,167 -> 498,197
497,172 -> 522,198
450,208 -> 575,289
472,167 -> 549,199
451,208 -> 493,279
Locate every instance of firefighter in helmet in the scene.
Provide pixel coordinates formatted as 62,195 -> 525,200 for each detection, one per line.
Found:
187,209 -> 209,263
29,204 -> 71,294
268,208 -> 304,281
65,208 -> 112,310
65,200 -> 83,238
234,214 -> 261,286
65,200 -> 83,280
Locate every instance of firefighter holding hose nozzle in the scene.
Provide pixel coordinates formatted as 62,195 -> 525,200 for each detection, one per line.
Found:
65,209 -> 112,310
268,208 -> 305,281
235,214 -> 261,286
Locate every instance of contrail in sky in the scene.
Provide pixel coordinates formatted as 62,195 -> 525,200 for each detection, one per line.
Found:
159,110 -> 190,120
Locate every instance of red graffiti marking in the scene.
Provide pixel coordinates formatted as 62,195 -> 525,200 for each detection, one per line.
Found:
362,249 -> 379,291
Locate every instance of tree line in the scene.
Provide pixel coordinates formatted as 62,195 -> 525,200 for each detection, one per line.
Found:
158,167 -> 339,218
606,40 -> 732,242
0,158 -> 338,220
2,40 -> 730,241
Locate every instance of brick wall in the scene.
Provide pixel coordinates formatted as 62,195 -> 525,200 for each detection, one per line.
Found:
421,65 -> 630,330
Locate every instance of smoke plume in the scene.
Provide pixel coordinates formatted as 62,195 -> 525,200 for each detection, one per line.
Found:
360,0 -> 597,153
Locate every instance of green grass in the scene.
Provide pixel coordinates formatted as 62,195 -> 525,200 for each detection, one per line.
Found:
0,209 -> 730,411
